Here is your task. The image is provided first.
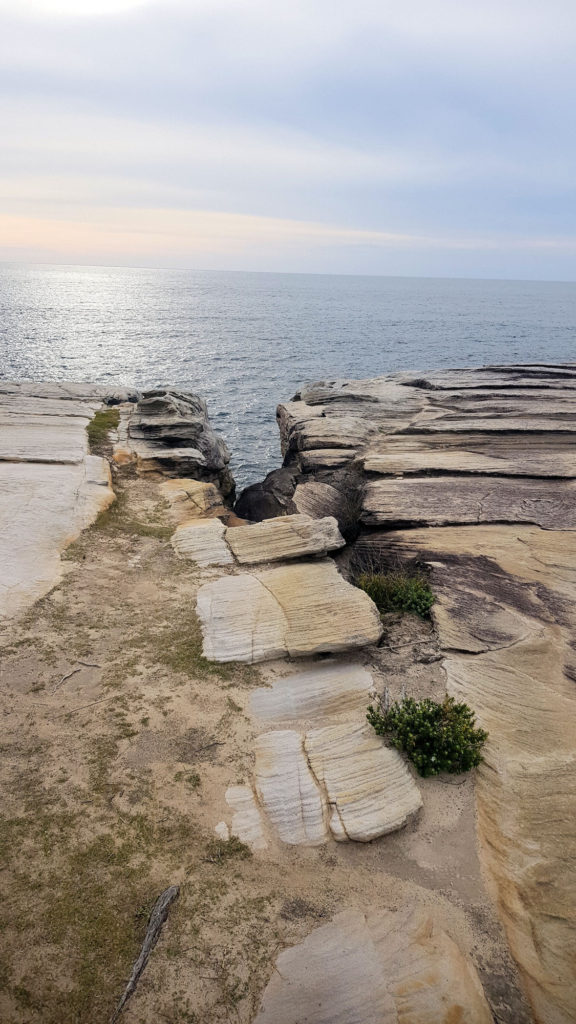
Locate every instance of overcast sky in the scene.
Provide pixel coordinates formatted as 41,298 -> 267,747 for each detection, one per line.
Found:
1,0 -> 575,278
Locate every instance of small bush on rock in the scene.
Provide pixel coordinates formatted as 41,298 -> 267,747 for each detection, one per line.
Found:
367,696 -> 488,777
356,570 -> 434,618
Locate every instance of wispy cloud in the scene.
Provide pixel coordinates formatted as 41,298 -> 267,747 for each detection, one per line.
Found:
0,0 -> 575,276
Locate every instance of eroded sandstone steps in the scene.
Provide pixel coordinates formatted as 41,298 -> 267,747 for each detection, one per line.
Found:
237,363 -> 576,1024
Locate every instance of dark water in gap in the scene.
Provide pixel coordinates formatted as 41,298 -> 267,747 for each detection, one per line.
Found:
1,263 -> 575,489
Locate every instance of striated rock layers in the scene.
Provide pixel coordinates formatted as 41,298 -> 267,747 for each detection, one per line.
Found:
249,363 -> 576,1024
196,560 -> 382,662
255,906 -> 493,1024
114,389 -> 234,495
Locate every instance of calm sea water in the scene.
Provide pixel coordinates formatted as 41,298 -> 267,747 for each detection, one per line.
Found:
1,264 -> 575,489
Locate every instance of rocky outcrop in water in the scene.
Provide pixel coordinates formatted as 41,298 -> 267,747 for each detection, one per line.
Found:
249,363 -> 576,1024
115,388 -> 235,496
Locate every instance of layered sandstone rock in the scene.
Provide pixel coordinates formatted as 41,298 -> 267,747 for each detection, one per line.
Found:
196,560 -> 382,662
226,513 -> 344,564
171,518 -> 233,566
115,389 -> 234,495
253,362 -> 576,1024
255,906 -> 493,1024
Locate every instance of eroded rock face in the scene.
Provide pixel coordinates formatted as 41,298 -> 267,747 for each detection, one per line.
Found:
115,389 -> 234,496
261,362 -> 576,1024
0,382 -> 115,617
196,560 -> 383,662
255,906 -> 493,1024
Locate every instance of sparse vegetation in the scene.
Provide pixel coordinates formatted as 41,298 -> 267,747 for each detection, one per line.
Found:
367,695 -> 488,777
356,569 -> 434,618
86,406 -> 120,452
204,835 -> 252,864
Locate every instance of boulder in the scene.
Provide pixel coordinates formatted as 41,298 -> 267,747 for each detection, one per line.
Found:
225,513 -> 344,565
234,466 -> 297,521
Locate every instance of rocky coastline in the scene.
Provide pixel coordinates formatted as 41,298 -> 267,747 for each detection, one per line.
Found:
0,365 -> 574,1023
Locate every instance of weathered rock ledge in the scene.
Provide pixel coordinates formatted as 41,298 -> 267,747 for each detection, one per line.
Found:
238,363 -> 576,1024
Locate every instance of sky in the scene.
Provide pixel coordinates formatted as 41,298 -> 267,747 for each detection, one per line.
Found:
0,0 -> 575,279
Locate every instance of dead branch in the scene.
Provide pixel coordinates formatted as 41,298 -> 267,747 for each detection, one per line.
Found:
110,885 -> 180,1023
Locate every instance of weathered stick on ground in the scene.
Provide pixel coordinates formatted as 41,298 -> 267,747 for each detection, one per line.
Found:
110,885 -> 180,1023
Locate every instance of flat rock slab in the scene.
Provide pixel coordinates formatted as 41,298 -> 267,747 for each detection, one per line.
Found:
0,457 -> 113,617
362,476 -> 576,529
305,723 -> 422,842
250,663 -> 373,724
196,561 -> 382,662
364,432 -> 576,478
254,730 -> 327,846
226,513 -> 344,564
379,524 -> 576,1024
255,906 -> 493,1024
171,519 -> 233,567
0,382 -> 116,618
253,723 -> 420,845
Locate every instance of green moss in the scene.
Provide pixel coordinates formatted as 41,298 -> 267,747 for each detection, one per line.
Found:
149,613 -> 261,687
86,406 -> 120,450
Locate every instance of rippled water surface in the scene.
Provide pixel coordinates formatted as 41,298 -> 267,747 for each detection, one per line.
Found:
1,264 -> 575,488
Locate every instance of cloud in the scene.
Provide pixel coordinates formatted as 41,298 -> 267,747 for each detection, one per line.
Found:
0,0 -> 575,276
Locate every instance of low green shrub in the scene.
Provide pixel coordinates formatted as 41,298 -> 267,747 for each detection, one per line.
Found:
367,695 -> 488,777
356,570 -> 434,618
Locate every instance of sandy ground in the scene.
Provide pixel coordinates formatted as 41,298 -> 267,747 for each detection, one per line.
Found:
0,458 -> 532,1023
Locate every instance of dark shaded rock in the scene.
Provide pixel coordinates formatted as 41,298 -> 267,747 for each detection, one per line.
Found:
234,467 -> 298,521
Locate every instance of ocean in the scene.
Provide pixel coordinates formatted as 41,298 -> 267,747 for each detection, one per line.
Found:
1,263 -> 575,489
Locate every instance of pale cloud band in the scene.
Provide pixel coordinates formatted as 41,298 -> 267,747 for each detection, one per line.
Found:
2,208 -> 574,270
0,0 -> 575,277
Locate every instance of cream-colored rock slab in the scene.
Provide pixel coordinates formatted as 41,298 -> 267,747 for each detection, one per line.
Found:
0,458 -> 114,617
226,513 -> 344,564
159,478 -> 227,521
305,722 -> 422,842
254,730 -> 327,846
250,663 -> 373,724
196,561 -> 382,663
255,906 -> 493,1024
171,518 -> 233,566
225,785 -> 267,851
260,561 -> 382,659
196,574 -> 286,662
